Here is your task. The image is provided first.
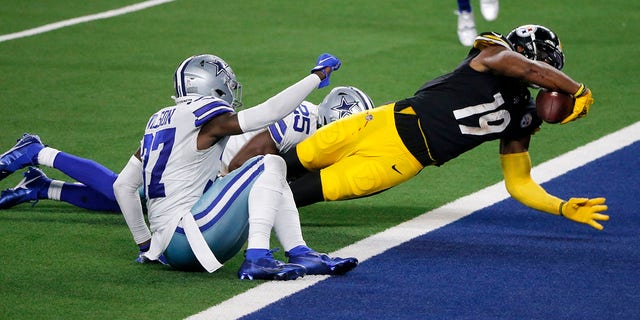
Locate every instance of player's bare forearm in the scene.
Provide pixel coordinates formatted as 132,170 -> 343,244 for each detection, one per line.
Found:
228,131 -> 278,171
517,60 -> 581,94
477,47 -> 582,95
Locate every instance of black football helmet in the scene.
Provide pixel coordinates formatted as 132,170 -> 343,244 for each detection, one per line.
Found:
506,24 -> 565,70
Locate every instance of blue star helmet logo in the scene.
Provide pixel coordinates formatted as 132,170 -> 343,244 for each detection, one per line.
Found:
209,60 -> 230,78
203,58 -> 238,91
331,94 -> 360,118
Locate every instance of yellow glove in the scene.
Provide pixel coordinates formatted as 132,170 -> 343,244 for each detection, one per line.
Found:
560,197 -> 609,230
561,84 -> 594,124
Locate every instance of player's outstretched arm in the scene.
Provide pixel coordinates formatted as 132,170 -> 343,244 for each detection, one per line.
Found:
235,53 -> 340,132
475,46 -> 582,93
500,149 -> 609,230
202,53 -> 341,144
475,46 -> 594,124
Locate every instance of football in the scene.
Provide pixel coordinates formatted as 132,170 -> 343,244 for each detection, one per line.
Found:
535,89 -> 575,123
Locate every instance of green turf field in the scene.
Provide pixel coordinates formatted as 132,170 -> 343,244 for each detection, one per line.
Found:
1,0 -> 638,319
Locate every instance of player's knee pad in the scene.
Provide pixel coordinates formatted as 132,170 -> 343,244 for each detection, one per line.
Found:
322,161 -> 384,201
296,122 -> 348,166
261,154 -> 286,177
253,154 -> 287,194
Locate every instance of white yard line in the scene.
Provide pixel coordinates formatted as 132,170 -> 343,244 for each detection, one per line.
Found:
0,0 -> 175,43
187,121 -> 640,320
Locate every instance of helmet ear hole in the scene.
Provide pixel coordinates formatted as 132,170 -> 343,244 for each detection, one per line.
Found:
214,89 -> 226,98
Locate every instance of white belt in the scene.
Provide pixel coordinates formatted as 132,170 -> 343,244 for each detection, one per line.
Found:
181,213 -> 223,273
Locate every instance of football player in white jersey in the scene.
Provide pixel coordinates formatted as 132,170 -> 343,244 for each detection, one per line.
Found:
117,53 -> 360,280
0,53 -> 358,280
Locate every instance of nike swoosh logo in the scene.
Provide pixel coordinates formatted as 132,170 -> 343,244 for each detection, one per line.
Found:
391,164 -> 402,175
318,57 -> 332,64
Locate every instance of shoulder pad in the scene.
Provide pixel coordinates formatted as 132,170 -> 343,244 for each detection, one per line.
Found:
473,32 -> 513,51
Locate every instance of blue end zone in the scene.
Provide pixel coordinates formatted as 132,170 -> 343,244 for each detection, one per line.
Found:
243,141 -> 640,319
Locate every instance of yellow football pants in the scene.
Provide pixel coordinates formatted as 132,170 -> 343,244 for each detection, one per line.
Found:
295,103 -> 424,201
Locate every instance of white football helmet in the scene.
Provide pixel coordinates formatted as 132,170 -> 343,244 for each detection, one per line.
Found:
173,54 -> 243,108
317,86 -> 375,126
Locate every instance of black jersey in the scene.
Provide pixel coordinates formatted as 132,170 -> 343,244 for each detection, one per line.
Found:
395,49 -> 541,165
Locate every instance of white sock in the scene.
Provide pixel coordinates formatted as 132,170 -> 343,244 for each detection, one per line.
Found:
37,147 -> 60,167
246,155 -> 287,250
47,180 -> 65,200
273,185 -> 306,252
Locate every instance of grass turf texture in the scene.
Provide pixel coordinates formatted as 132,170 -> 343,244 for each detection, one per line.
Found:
0,0 -> 638,319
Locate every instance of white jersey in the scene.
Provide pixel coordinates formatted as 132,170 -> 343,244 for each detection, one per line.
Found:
141,95 -> 233,250
221,101 -> 319,171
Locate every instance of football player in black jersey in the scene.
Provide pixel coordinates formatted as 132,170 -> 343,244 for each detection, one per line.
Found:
283,24 -> 609,231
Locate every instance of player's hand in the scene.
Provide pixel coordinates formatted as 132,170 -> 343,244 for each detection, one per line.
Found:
311,53 -> 341,89
560,197 -> 609,230
561,85 -> 593,124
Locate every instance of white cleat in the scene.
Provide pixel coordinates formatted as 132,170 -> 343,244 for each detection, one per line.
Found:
456,10 -> 477,47
480,0 -> 499,21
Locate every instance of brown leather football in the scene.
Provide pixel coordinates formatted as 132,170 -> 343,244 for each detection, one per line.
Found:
535,89 -> 575,124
